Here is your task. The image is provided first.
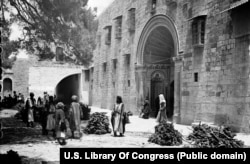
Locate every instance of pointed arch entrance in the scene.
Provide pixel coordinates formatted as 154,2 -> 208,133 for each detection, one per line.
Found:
136,15 -> 179,119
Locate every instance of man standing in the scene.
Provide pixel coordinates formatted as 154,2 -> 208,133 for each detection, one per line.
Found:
13,91 -> 18,106
69,95 -> 83,139
25,92 -> 36,127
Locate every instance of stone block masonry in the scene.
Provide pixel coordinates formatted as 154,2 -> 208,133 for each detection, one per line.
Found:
91,0 -> 250,132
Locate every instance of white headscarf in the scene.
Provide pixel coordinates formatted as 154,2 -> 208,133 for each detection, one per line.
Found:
159,94 -> 166,104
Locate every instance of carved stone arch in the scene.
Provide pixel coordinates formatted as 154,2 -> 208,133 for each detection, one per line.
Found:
136,14 -> 180,65
151,70 -> 166,82
135,14 -> 179,118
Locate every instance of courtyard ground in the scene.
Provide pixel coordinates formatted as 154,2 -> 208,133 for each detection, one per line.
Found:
0,107 -> 250,163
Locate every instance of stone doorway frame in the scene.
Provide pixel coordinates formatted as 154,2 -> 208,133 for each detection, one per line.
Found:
135,15 -> 181,121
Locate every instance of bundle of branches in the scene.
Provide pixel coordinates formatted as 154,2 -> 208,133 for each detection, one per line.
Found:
148,123 -> 183,146
84,112 -> 111,135
187,124 -> 244,148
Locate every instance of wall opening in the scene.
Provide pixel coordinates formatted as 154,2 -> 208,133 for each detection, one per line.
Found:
143,26 -> 175,118
136,15 -> 179,119
3,78 -> 12,96
55,74 -> 81,105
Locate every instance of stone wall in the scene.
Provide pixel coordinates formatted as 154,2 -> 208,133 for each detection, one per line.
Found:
12,58 -> 35,98
92,0 -> 250,132
29,65 -> 82,98
92,0 -> 184,113
10,55 -> 87,103
180,0 -> 250,132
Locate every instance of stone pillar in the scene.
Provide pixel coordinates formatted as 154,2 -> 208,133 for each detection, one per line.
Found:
173,55 -> 183,124
135,64 -> 147,110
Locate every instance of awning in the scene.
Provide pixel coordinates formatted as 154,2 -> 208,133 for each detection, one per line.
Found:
187,10 -> 208,21
103,25 -> 111,29
221,0 -> 249,13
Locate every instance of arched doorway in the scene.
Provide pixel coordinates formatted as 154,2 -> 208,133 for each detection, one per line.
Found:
151,71 -> 166,117
136,15 -> 179,119
55,74 -> 81,105
3,78 -> 12,96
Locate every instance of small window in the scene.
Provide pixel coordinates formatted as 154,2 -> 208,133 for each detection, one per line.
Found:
192,16 -> 206,45
128,80 -> 130,87
115,16 -> 122,39
125,54 -> 131,66
194,72 -> 199,82
0,67 -> 2,80
85,70 -> 90,82
151,0 -> 157,14
104,26 -> 112,45
56,47 -> 64,61
103,62 -> 107,72
128,8 -> 136,32
112,59 -> 117,70
0,30 -> 2,44
113,82 -> 115,87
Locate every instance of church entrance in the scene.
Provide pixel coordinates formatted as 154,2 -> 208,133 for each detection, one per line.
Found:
150,72 -> 165,117
136,15 -> 179,120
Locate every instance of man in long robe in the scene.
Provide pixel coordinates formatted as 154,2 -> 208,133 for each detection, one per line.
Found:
69,95 -> 83,138
112,96 -> 125,137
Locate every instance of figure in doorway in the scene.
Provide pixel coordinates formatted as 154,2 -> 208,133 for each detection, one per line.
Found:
156,94 -> 168,123
139,98 -> 150,119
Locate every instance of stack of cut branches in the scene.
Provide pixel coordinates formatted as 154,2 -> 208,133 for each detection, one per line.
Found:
187,124 -> 244,148
84,112 -> 111,135
148,123 -> 183,146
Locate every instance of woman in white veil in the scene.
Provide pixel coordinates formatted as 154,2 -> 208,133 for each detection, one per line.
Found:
156,94 -> 168,123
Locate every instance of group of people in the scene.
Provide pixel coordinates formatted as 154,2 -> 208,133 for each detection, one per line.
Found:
110,94 -> 169,138
1,90 -> 169,141
18,92 -> 84,145
0,91 -> 25,109
139,94 -> 169,123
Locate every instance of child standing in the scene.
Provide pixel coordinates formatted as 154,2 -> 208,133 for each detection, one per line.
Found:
55,102 -> 67,145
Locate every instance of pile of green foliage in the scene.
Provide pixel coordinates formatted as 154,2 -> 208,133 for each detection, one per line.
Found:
84,112 -> 111,135
148,123 -> 183,146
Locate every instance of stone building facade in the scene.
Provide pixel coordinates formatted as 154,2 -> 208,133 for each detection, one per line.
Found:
90,0 -> 250,132
1,55 -> 88,105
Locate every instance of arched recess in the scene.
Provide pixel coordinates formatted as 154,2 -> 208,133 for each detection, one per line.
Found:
3,78 -> 13,96
55,73 -> 81,105
136,15 -> 179,65
135,15 -> 179,118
